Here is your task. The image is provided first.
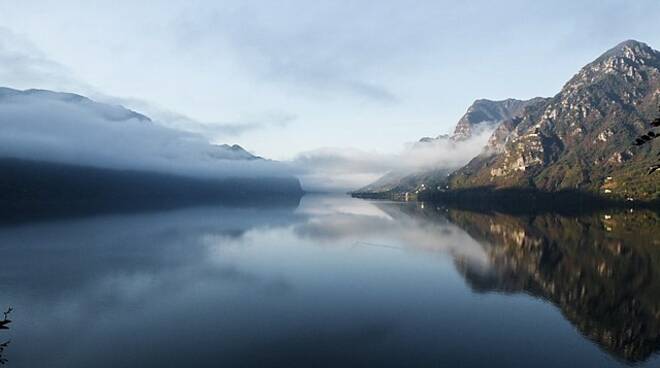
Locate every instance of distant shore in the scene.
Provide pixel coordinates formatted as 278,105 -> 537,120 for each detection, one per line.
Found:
352,187 -> 660,214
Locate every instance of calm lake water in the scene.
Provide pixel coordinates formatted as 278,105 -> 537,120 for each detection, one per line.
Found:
1,194 -> 659,367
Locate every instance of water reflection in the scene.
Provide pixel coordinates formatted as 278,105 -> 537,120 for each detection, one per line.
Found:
0,202 -> 303,367
291,197 -> 660,364
440,208 -> 660,363
0,195 -> 658,367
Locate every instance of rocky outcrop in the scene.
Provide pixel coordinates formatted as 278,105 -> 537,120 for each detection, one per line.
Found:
451,98 -> 545,141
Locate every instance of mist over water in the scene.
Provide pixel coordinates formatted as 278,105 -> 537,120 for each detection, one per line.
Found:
0,195 -> 658,368
293,127 -> 496,191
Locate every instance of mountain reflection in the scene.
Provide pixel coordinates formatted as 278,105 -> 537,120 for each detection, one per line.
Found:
296,198 -> 660,363
411,205 -> 660,363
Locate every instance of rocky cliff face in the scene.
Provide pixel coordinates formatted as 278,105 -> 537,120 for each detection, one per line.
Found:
450,40 -> 660,200
417,98 -> 542,144
451,98 -> 545,141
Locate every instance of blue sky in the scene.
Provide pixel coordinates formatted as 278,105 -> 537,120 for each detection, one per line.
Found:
1,0 -> 659,161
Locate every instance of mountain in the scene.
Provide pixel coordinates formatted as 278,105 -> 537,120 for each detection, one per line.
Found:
415,98 -> 544,145
213,144 -> 262,160
0,87 -> 303,208
449,40 -> 660,201
354,166 -> 454,198
353,98 -> 543,197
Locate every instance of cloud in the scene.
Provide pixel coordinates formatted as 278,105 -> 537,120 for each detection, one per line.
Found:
0,88 -> 294,178
104,96 -> 298,139
0,28 -> 295,147
173,2 -> 406,103
292,195 -> 490,269
153,109 -> 297,140
0,27 -> 89,93
292,127 -> 495,191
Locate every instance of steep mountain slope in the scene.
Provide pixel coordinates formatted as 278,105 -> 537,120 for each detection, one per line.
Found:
450,40 -> 660,200
353,98 -> 542,196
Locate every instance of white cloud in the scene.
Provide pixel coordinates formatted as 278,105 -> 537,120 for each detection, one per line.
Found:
102,95 -> 298,140
0,27 -> 88,93
292,127 -> 495,191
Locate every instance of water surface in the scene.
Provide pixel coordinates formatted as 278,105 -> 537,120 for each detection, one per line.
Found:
1,195 -> 659,367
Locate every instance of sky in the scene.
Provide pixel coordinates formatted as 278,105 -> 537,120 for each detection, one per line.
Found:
1,0 -> 660,190
2,1 -> 660,158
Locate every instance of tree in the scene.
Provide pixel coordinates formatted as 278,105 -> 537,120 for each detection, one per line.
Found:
0,307 -> 11,365
632,106 -> 660,174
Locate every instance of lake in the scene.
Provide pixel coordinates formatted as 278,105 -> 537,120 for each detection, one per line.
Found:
1,194 -> 659,367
